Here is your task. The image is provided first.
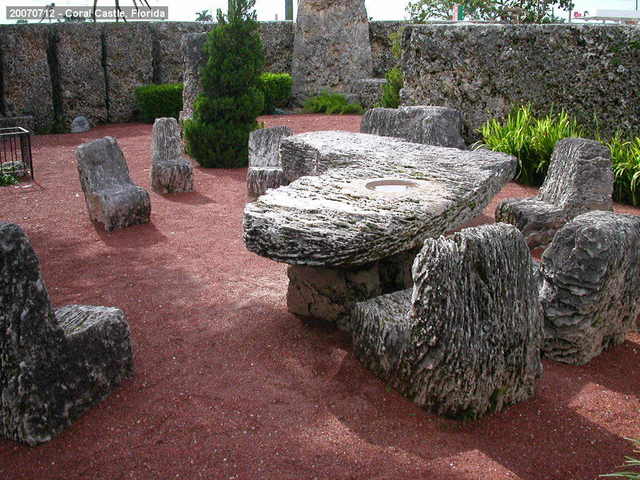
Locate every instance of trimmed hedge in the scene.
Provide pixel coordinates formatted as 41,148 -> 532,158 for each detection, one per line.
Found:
259,73 -> 292,114
134,83 -> 183,123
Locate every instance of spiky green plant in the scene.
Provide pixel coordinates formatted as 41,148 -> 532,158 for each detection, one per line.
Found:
476,105 -> 583,186
601,438 -> 640,479
605,135 -> 640,206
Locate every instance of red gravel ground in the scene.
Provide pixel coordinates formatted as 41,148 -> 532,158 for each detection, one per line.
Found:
1,113 -> 639,480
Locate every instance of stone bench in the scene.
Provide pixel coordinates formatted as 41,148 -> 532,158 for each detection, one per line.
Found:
244,131 -> 516,329
495,138 -> 613,249
351,223 -> 543,418
246,126 -> 292,199
539,211 -> 640,365
361,106 -> 466,149
76,136 -> 151,232
151,118 -> 194,194
0,222 -> 133,445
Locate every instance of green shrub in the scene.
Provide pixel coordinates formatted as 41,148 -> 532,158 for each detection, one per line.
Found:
0,174 -> 18,187
183,0 -> 264,168
303,91 -> 364,115
476,105 -> 584,186
259,73 -> 292,114
134,83 -> 183,123
381,67 -> 403,108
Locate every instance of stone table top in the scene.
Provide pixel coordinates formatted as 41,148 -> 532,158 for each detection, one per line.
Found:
243,131 -> 516,267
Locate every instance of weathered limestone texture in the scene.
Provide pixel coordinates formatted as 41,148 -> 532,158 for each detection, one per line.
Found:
496,138 -> 613,249
401,24 -> 640,140
151,118 -> 193,194
0,25 -> 54,132
369,21 -> 403,77
260,21 -> 295,74
247,126 -> 292,198
244,131 -> 516,267
0,222 -> 133,445
179,32 -> 207,123
152,22 -> 208,84
351,223 -> 543,418
103,23 -> 153,123
287,263 -> 381,331
354,78 -> 387,109
55,24 -> 107,129
361,106 -> 466,148
291,0 -> 373,100
76,136 -> 151,231
539,211 -> 640,365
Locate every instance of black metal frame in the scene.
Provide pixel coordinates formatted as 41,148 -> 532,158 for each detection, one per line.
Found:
0,127 -> 33,181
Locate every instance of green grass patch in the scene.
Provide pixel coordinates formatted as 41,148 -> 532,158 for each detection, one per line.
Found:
303,91 -> 364,115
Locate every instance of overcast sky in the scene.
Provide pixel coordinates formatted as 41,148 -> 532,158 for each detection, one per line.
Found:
0,0 -> 638,24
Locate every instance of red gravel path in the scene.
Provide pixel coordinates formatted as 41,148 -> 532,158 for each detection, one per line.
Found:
1,114 -> 639,480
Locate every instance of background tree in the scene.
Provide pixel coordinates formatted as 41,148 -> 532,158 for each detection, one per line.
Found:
183,0 -> 265,168
407,0 -> 573,23
195,9 -> 213,22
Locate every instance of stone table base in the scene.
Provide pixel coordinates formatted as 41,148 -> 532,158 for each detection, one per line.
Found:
286,249 -> 419,331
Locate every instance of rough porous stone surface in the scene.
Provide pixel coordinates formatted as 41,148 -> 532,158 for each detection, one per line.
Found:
151,118 -> 193,194
247,168 -> 289,200
179,32 -> 207,124
152,22 -> 208,84
260,21 -> 295,75
291,0 -> 373,100
361,106 -> 466,148
539,211 -> 640,365
70,115 -> 91,133
351,223 -> 543,418
369,21 -> 403,77
287,263 -> 381,331
246,126 -> 292,198
76,136 -> 151,231
0,222 -> 133,445
249,126 -> 293,168
496,138 -> 613,249
401,24 -> 640,141
354,78 -> 387,109
244,131 -> 516,267
0,25 -> 54,132
55,24 -> 107,129
103,23 -> 153,123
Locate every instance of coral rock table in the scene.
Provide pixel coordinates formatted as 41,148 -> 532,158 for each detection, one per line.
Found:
243,131 -> 517,330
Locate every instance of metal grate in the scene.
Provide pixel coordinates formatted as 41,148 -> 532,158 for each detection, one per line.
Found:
0,127 -> 33,181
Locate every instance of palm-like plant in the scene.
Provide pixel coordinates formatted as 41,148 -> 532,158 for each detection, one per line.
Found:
195,9 -> 213,22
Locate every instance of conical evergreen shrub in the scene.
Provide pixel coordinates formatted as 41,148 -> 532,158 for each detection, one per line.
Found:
184,0 -> 265,168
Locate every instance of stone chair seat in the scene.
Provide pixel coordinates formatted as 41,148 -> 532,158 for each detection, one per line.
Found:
496,137 -> 613,249
350,223 -> 543,419
150,118 -> 194,194
538,210 -> 640,365
246,126 -> 292,199
76,136 -> 151,232
0,222 -> 133,445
